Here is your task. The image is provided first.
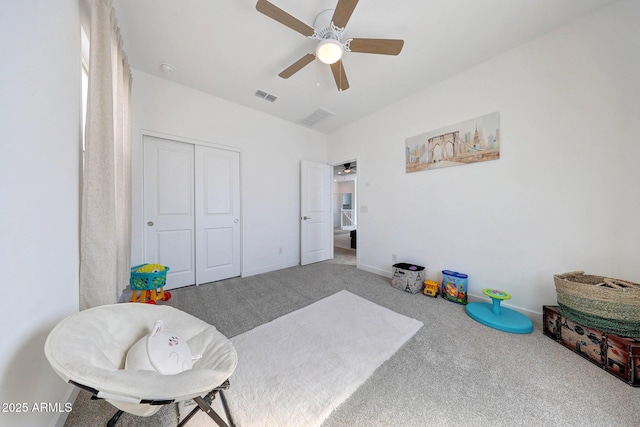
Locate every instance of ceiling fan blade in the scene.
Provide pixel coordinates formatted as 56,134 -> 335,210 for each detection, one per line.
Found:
330,60 -> 350,92
256,0 -> 315,37
347,38 -> 404,55
278,53 -> 316,79
331,0 -> 359,29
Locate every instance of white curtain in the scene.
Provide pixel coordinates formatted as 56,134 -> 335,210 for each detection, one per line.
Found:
80,0 -> 132,310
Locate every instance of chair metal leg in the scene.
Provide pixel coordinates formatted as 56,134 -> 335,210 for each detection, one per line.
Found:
106,409 -> 124,427
177,402 -> 202,427
219,391 -> 235,427
177,380 -> 235,427
193,395 -> 229,427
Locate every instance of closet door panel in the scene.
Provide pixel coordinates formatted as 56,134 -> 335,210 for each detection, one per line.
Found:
195,145 -> 241,284
143,136 -> 195,289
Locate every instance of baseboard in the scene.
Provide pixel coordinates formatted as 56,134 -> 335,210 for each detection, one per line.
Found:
242,260 -> 299,278
357,264 -> 393,278
50,385 -> 79,427
355,265 -> 543,327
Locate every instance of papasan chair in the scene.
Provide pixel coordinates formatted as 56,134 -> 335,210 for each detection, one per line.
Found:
44,303 -> 238,427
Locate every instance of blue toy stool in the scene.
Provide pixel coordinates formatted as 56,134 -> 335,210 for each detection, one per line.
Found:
466,288 -> 533,334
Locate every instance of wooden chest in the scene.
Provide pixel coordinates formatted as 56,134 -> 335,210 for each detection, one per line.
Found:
543,305 -> 640,387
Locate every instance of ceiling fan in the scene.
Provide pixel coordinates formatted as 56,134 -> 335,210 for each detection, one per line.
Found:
337,163 -> 356,174
256,0 -> 404,92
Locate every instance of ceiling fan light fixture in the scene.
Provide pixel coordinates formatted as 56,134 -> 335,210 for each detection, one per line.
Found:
316,39 -> 343,65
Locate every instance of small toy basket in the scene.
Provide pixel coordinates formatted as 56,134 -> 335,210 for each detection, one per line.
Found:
391,263 -> 426,294
130,264 -> 170,291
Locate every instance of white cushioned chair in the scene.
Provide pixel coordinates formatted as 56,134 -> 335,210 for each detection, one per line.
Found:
45,303 -> 237,427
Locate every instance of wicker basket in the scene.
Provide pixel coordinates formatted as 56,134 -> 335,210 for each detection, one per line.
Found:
554,271 -> 640,337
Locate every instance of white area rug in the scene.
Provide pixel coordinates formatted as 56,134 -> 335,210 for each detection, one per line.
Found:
180,290 -> 422,427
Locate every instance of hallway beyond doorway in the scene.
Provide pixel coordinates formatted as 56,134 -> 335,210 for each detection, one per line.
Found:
333,229 -> 356,265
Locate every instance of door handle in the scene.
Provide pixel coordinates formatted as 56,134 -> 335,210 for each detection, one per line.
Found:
302,216 -> 312,220
147,221 -> 154,227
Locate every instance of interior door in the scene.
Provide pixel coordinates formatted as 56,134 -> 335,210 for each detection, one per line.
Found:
195,145 -> 241,283
300,160 -> 332,265
143,136 -> 195,289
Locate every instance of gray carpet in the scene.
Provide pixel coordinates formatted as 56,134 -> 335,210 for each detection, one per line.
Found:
64,261 -> 639,427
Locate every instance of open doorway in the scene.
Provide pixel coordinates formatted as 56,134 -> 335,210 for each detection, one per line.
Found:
332,160 -> 357,266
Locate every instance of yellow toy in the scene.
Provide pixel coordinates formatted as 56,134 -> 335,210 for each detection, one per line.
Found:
129,264 -> 172,304
423,280 -> 440,298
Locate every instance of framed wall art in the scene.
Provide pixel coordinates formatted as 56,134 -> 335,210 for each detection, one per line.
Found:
405,112 -> 500,173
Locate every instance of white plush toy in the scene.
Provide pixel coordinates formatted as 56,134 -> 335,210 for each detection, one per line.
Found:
126,320 -> 199,374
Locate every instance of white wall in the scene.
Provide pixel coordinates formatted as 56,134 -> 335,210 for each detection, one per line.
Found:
0,1 -> 81,426
328,0 -> 640,317
130,71 -> 329,277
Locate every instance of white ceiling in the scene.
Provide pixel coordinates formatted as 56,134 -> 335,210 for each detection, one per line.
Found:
112,0 -> 616,134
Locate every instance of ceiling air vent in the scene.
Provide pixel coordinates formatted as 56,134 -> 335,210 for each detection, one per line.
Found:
300,108 -> 335,127
254,89 -> 277,102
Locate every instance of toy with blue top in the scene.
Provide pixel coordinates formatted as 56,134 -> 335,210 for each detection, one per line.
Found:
441,270 -> 468,305
129,264 -> 172,304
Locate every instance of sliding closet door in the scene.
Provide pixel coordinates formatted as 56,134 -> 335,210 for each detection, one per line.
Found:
144,136 -> 241,288
194,145 -> 241,284
143,136 -> 196,289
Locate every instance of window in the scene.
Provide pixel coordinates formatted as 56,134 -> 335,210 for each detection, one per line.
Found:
81,26 -> 89,155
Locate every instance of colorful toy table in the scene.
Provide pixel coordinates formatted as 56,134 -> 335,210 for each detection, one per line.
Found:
466,288 -> 533,334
